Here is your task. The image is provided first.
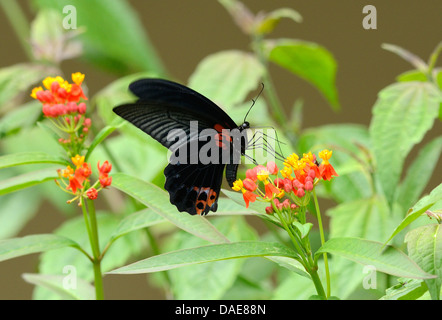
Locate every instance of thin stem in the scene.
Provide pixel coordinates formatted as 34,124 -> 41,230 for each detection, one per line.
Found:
81,197 -> 104,300
313,188 -> 331,298
86,198 -> 104,300
428,41 -> 442,73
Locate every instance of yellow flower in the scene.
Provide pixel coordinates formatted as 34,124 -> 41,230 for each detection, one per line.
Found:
72,72 -> 85,85
256,169 -> 269,181
71,154 -> 85,168
30,86 -> 43,99
319,149 -> 333,165
232,179 -> 243,191
284,153 -> 299,168
62,166 -> 74,178
280,166 -> 293,180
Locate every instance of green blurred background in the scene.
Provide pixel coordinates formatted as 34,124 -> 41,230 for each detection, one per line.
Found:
0,0 -> 440,299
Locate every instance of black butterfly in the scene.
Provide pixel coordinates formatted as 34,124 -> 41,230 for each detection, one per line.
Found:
113,79 -> 250,216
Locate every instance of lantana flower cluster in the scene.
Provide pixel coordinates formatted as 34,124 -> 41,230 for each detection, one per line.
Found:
232,149 -> 338,219
31,72 -> 90,157
31,72 -> 113,204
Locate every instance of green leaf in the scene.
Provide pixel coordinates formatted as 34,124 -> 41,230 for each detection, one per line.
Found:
386,279 -> 428,300
166,216 -> 257,300
384,183 -> 442,245
0,234 -> 79,262
264,39 -> 340,110
255,8 -> 302,35
396,136 -> 442,210
111,172 -> 229,243
22,273 -> 95,300
188,50 -> 265,107
0,167 -> 60,196
108,208 -> 167,243
316,237 -> 436,279
292,221 -> 312,239
405,224 -> 442,300
108,241 -> 297,274
0,152 -> 69,169
369,81 -> 441,204
380,278 -> 427,300
0,189 -> 42,239
34,0 -> 166,75
298,124 -> 371,202
328,196 -> 392,242
397,70 -> 428,82
0,101 -> 41,138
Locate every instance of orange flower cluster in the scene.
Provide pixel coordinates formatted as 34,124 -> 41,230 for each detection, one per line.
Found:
232,150 -> 338,214
56,155 -> 112,204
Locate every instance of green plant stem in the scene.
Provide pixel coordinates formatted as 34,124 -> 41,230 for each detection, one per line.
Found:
272,201 -> 326,298
0,0 -> 33,61
313,188 -> 331,298
428,41 -> 442,74
81,197 -> 104,300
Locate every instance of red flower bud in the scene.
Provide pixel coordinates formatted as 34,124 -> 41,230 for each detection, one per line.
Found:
86,188 -> 98,200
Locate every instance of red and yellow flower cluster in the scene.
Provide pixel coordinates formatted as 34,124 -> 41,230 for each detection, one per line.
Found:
31,72 -> 87,118
232,150 -> 338,214
31,73 -> 90,157
56,155 -> 112,204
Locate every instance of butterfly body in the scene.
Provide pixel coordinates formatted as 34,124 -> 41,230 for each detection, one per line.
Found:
113,79 -> 248,215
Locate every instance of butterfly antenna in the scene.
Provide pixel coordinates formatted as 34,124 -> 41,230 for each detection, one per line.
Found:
244,83 -> 265,124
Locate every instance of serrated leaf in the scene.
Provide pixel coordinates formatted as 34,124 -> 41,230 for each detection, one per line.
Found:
316,237 -> 436,279
369,81 -> 441,204
264,39 -> 340,110
405,224 -> 442,300
0,234 -> 79,262
396,136 -> 442,210
188,50 -> 265,107
108,241 -> 297,274
111,172 -> 229,243
298,124 -> 371,202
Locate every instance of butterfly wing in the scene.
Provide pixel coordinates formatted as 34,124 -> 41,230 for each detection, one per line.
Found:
113,78 -> 238,215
